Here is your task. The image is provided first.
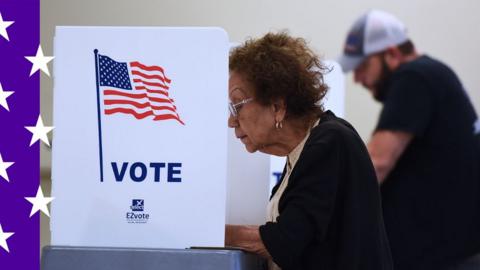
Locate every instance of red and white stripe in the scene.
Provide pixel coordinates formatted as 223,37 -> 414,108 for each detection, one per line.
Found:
103,61 -> 184,125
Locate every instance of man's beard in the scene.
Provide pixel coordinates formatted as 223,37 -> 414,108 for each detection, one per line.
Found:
372,58 -> 392,103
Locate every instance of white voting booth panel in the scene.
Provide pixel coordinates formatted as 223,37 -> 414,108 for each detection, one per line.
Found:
226,42 -> 270,225
226,131 -> 270,225
269,61 -> 346,189
51,27 -> 231,249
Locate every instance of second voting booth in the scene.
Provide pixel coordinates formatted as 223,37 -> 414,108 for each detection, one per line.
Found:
43,26 -> 344,270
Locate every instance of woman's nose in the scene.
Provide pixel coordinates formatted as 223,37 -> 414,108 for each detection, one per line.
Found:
228,114 -> 239,128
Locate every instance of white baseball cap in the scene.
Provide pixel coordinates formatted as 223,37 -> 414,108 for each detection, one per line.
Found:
337,10 -> 409,72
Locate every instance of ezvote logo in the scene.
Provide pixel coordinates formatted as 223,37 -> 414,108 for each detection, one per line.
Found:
127,199 -> 149,224
130,199 -> 144,211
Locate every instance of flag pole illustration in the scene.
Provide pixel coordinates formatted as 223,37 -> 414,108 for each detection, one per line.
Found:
93,49 -> 185,182
93,49 -> 105,182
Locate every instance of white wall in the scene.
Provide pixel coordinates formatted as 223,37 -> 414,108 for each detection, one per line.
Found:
40,0 -> 480,247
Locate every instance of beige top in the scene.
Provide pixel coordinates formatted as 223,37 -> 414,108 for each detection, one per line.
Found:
266,119 -> 319,270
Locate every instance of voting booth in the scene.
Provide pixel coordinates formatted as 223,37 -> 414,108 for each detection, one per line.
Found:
43,26 -> 344,270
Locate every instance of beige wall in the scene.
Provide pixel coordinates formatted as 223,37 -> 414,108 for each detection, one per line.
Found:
40,0 -> 480,248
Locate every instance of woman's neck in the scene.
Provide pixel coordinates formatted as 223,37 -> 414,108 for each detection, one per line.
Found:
261,118 -> 315,156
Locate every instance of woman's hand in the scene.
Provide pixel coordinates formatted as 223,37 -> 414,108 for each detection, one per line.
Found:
225,224 -> 272,259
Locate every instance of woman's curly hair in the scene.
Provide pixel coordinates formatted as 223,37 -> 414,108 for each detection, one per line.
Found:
230,31 -> 329,121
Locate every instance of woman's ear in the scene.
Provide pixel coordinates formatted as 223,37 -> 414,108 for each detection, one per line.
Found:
272,99 -> 286,122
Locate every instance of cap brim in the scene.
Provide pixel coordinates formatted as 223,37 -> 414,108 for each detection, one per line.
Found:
337,54 -> 365,73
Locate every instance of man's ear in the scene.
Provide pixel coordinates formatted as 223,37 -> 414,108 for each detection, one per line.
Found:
384,47 -> 402,70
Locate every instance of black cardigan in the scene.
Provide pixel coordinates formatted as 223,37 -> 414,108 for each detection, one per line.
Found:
259,111 -> 393,270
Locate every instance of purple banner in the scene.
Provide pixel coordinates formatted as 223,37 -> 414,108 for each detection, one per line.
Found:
0,0 -> 40,269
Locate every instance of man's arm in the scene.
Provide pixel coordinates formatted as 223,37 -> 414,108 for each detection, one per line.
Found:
367,130 -> 413,184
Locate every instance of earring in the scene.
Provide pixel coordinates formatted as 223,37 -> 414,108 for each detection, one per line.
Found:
275,121 -> 283,129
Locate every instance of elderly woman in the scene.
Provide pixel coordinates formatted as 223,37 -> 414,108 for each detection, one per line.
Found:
225,32 -> 393,270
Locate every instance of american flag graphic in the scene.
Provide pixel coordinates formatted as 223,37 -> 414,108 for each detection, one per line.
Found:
97,54 -> 184,125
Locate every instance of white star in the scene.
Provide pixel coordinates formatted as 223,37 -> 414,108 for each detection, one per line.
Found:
0,13 -> 14,42
0,224 -> 14,253
25,115 -> 54,147
25,185 -> 55,217
25,45 -> 54,77
0,83 -> 14,111
0,154 -> 14,183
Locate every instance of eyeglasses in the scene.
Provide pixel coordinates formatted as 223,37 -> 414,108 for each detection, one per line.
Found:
228,98 -> 254,117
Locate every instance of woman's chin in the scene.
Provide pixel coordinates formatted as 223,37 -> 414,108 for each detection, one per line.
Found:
244,144 -> 258,153
241,141 -> 258,153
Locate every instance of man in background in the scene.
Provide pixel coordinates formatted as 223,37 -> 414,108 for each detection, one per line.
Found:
337,9 -> 480,270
